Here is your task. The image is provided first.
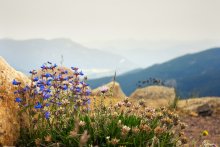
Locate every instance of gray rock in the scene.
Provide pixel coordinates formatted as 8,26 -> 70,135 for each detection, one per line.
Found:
197,103 -> 213,116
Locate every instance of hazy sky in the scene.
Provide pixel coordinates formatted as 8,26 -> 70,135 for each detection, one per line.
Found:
1,0 -> 220,44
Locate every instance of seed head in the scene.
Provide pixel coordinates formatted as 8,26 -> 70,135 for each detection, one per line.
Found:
132,127 -> 140,134
125,102 -> 131,107
154,126 -> 165,136
121,125 -> 131,135
179,122 -> 187,130
35,138 -> 41,146
112,112 -> 118,118
69,129 -> 78,137
139,124 -> 151,133
134,104 -> 140,110
80,130 -> 90,146
44,135 -> 52,142
161,117 -> 173,125
179,131 -> 185,137
110,138 -> 120,145
139,99 -> 146,107
180,136 -> 188,144
123,97 -> 129,103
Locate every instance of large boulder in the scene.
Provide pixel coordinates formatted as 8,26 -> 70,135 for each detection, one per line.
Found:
92,81 -> 126,99
0,57 -> 30,85
197,103 -> 213,117
0,56 -> 30,146
129,86 -> 176,108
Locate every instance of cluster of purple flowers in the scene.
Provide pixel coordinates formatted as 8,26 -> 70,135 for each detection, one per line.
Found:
13,62 -> 91,120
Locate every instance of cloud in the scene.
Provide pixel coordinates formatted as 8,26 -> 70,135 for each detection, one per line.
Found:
1,0 -> 220,42
82,68 -> 113,74
119,59 -> 125,64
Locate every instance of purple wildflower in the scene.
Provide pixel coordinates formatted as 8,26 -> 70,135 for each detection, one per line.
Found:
85,89 -> 91,96
45,103 -> 50,107
15,97 -> 22,103
79,71 -> 84,76
45,111 -> 50,119
75,87 -> 81,93
29,70 -> 37,75
71,67 -> 78,71
45,73 -> 52,78
34,102 -> 43,109
12,79 -> 21,85
43,93 -> 52,100
62,85 -> 68,91
33,77 -> 39,82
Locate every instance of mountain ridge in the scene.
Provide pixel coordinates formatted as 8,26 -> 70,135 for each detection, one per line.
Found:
88,47 -> 220,98
0,38 -> 137,78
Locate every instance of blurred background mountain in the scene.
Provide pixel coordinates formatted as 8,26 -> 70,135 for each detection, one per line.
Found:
88,47 -> 220,98
1,38 -> 220,98
0,38 -> 137,78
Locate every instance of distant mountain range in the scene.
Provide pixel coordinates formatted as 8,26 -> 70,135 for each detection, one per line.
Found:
0,39 -> 137,78
88,48 -> 220,98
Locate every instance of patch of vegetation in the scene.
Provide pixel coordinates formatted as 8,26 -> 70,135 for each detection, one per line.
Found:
12,62 -> 189,146
11,62 -> 218,146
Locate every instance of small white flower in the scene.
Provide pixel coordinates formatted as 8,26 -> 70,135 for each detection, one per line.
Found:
79,120 -> 86,127
117,120 -> 122,126
122,125 -> 131,132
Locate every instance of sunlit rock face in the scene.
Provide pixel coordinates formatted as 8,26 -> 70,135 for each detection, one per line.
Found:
130,86 -> 176,108
0,56 -> 30,146
92,81 -> 126,99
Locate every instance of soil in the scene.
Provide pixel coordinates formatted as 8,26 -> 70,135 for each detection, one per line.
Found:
180,109 -> 220,146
